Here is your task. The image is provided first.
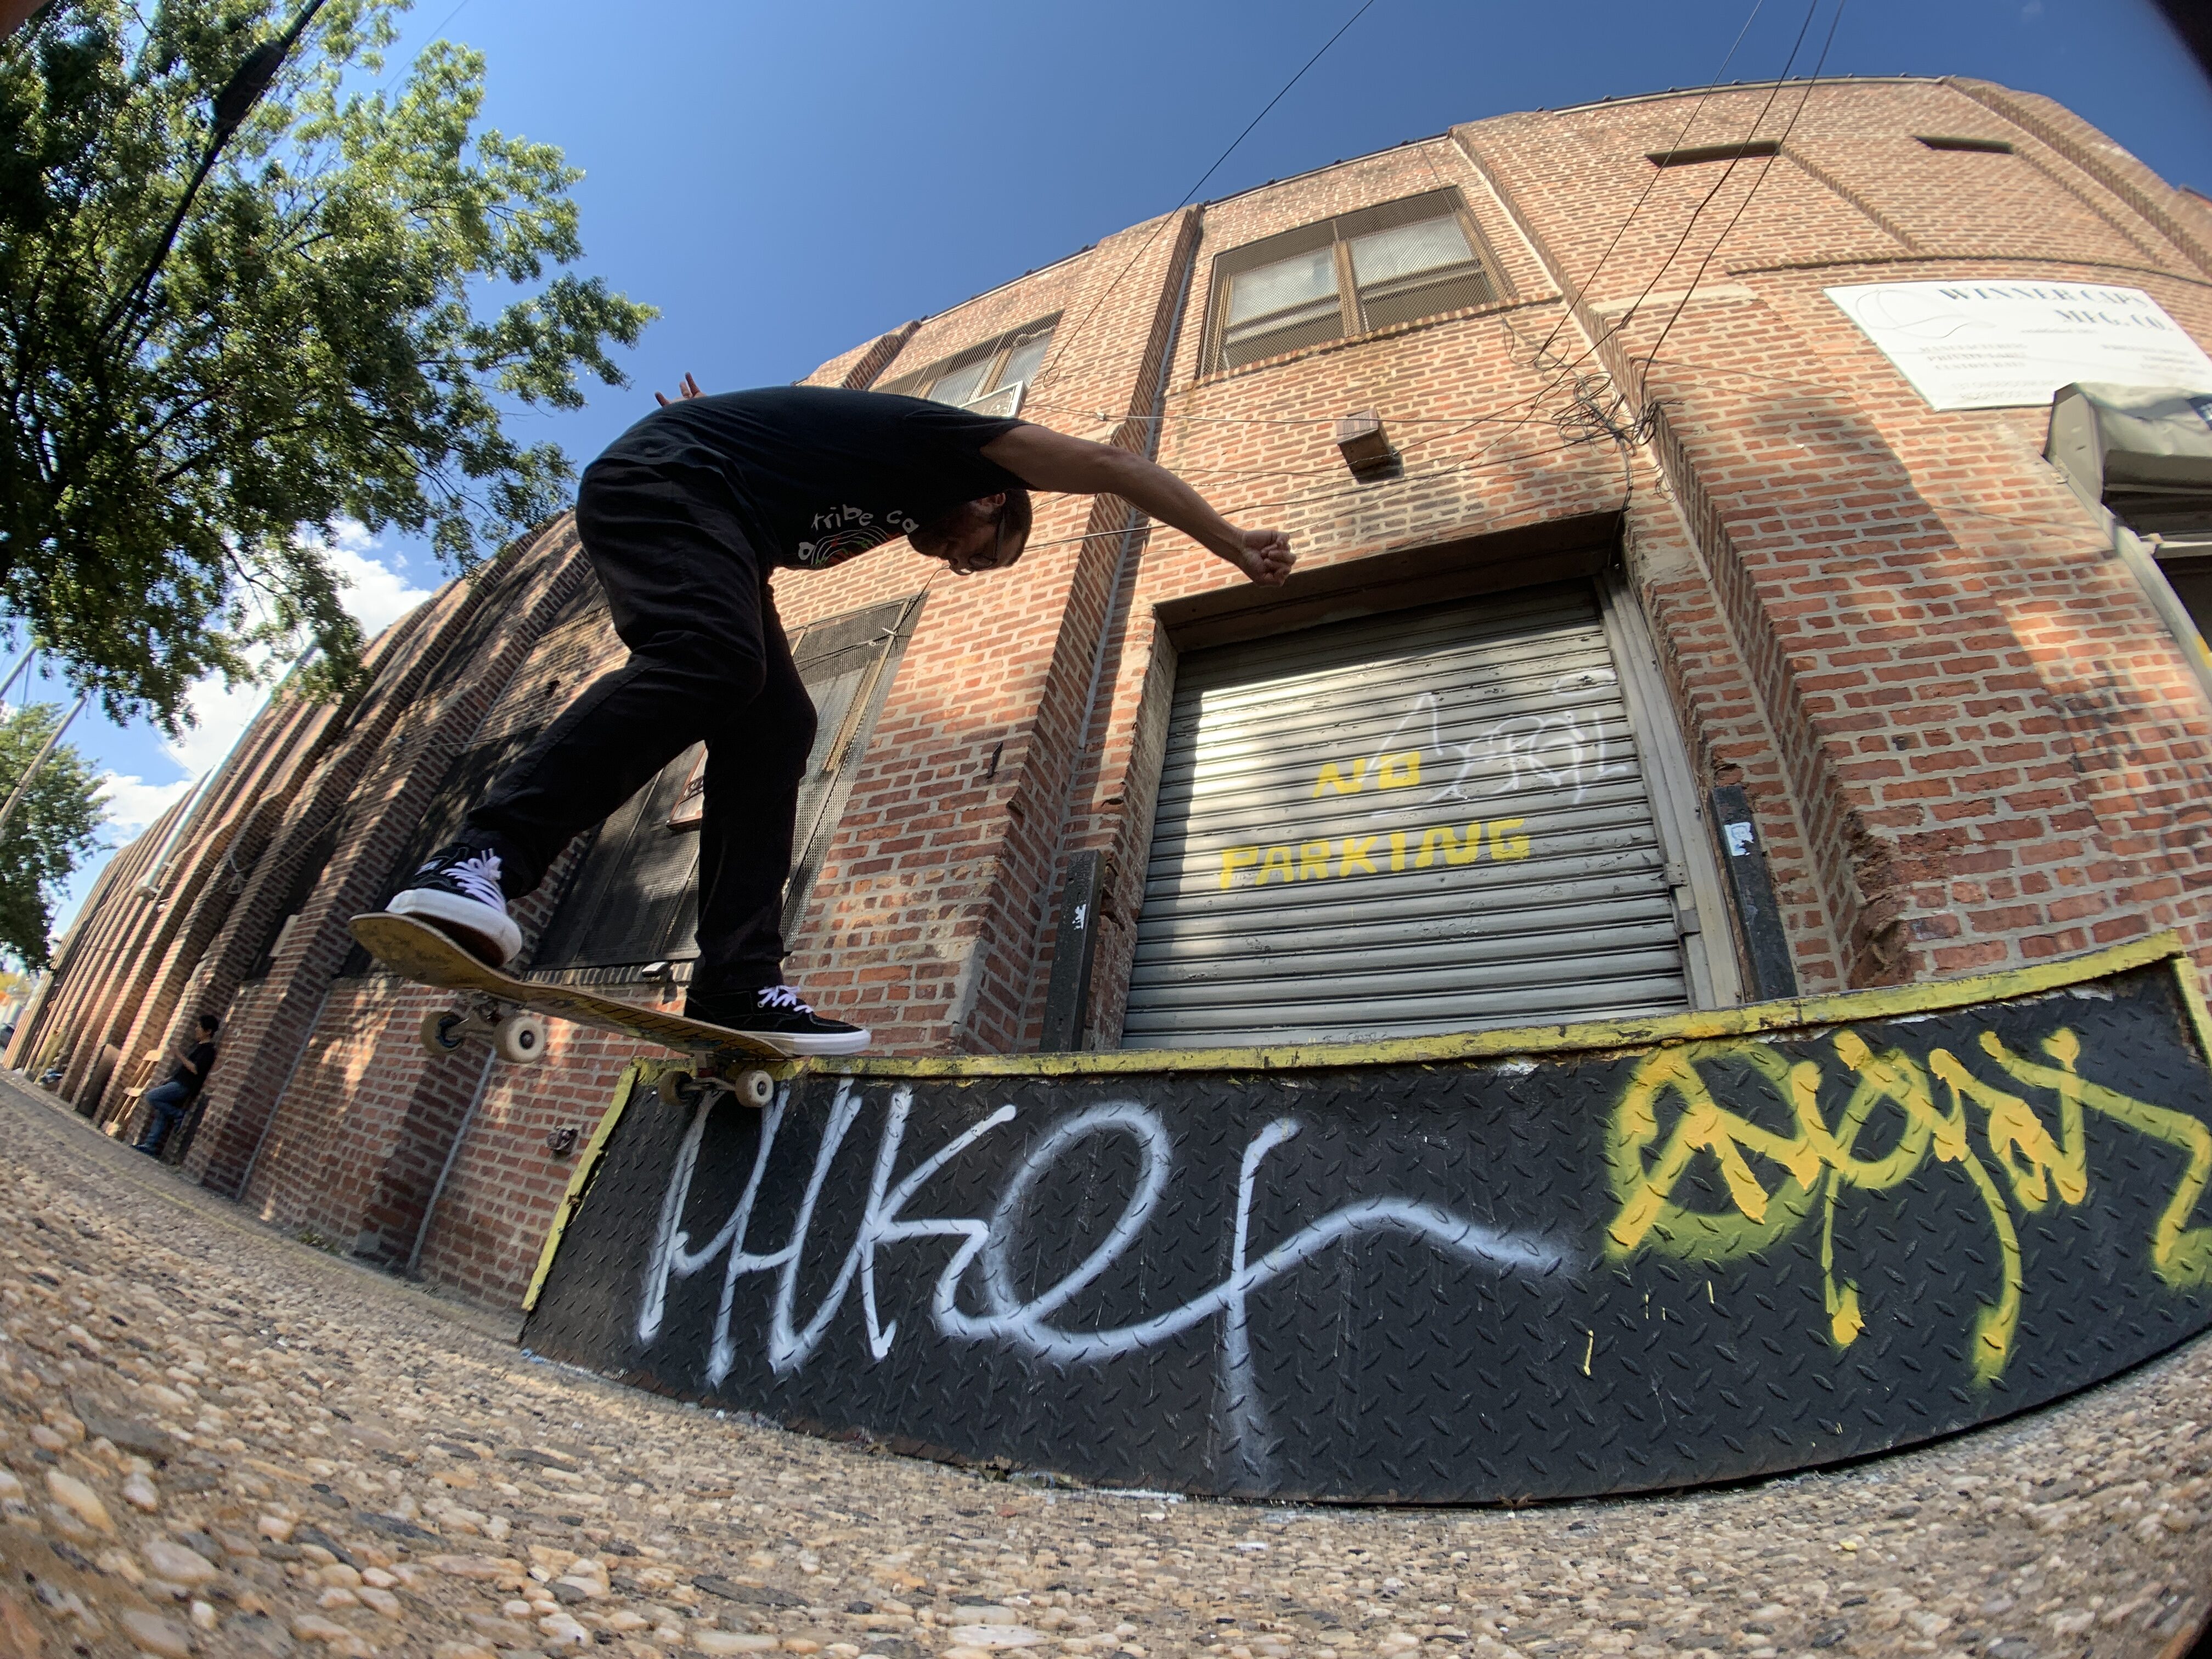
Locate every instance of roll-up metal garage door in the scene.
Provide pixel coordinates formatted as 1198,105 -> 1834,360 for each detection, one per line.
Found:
1123,581 -> 1688,1047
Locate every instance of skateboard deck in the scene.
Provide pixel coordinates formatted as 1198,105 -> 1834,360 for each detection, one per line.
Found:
347,912 -> 794,1069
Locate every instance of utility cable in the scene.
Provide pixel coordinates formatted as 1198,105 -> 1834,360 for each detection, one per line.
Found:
1007,431 -> 1603,560
1020,397 -> 1538,429
1026,1 -> 1773,483
1415,0 -> 1828,471
376,0 -> 473,90
1636,0 -> 1847,381
1030,0 -> 1385,392
1327,0 -> 1776,478
1517,0 -> 1770,371
97,0 -> 332,348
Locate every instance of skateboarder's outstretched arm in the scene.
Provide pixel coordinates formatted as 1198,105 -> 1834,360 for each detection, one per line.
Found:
980,424 -> 1295,588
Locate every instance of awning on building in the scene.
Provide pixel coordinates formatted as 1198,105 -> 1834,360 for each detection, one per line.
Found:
2046,381 -> 2212,545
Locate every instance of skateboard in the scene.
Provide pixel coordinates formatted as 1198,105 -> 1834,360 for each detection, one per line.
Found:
347,912 -> 788,1107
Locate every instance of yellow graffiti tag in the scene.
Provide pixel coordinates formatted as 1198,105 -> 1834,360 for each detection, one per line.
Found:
1606,1027 -> 2212,1386
1312,759 -> 1366,797
1310,752 -> 1421,796
1216,820 -> 1532,890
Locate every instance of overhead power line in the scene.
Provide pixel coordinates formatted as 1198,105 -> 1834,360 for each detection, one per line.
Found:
1032,0 -> 1385,390
1409,0 -> 1833,471
1518,0 -> 1771,372
1637,0 -> 1849,378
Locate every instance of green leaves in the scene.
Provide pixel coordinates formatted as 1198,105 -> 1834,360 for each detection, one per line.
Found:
0,703 -> 106,971
0,0 -> 654,731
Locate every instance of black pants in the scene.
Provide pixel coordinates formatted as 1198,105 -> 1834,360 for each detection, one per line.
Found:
467,459 -> 818,994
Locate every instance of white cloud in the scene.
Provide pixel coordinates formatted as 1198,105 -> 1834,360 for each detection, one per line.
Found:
95,772 -> 197,837
160,672 -> 276,778
324,521 -> 437,639
157,524 -> 439,781
42,528 -> 440,946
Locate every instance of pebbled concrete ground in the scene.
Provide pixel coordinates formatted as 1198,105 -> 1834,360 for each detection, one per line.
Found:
0,1070 -> 2205,1659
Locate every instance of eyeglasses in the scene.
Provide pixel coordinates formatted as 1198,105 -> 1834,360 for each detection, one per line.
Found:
954,505 -> 1009,573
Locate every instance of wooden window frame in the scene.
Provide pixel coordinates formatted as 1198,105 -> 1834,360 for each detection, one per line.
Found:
878,317 -> 1060,407
1201,188 -> 1504,375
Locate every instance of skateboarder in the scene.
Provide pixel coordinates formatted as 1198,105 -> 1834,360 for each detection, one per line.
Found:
388,379 -> 1295,1054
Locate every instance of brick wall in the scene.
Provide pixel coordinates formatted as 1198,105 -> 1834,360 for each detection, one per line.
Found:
24,76 -> 2212,1310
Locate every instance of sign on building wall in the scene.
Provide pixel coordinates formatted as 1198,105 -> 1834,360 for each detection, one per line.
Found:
1825,280 -> 2212,411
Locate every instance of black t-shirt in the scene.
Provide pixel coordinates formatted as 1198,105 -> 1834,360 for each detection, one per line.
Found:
592,386 -> 1030,571
167,1041 -> 216,1097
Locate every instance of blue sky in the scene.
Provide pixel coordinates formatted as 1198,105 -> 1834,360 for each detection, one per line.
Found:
16,0 -> 2212,947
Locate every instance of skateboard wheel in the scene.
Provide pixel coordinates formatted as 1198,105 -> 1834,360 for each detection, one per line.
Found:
493,1012 -> 548,1065
734,1069 -> 775,1109
658,1069 -> 697,1104
420,1010 -> 470,1057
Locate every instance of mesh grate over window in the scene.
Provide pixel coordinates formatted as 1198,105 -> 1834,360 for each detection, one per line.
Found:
1205,188 -> 1500,374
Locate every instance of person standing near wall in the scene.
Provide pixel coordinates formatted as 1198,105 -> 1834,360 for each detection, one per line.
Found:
133,1014 -> 218,1158
381,378 -> 1295,1056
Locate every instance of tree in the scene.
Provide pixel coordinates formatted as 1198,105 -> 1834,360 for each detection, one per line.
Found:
0,704 -> 106,969
0,0 -> 654,729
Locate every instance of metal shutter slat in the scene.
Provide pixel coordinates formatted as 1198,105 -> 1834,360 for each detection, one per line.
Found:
1122,583 -> 1689,1047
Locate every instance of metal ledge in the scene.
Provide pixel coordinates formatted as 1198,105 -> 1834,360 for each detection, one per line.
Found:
827,931 -> 2207,1076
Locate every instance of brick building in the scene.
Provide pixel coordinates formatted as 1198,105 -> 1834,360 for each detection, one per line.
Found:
15,75 -> 2212,1310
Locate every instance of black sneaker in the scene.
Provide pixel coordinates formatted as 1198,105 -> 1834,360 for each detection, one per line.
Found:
685,985 -> 871,1057
387,842 -> 524,967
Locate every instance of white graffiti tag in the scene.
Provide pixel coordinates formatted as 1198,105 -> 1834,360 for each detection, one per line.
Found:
1357,672 -> 1626,816
637,1085 -> 1567,1407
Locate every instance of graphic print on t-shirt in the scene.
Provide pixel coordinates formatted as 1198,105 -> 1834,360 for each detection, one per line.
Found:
796,503 -> 922,569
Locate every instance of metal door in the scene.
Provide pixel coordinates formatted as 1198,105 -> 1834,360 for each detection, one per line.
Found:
1123,582 -> 1688,1046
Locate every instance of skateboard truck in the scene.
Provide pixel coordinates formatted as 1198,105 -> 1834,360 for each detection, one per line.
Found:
658,1066 -> 775,1109
419,997 -> 550,1065
417,1007 -> 774,1103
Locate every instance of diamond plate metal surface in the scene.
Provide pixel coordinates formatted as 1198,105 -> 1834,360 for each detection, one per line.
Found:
523,962 -> 2212,1502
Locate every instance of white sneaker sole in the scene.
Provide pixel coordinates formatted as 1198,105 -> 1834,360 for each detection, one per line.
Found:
387,888 -> 523,967
776,1027 -> 872,1057
693,1024 -> 872,1057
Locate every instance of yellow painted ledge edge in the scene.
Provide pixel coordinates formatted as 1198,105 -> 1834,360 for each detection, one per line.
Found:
522,1059 -> 648,1313
822,931 -> 2199,1080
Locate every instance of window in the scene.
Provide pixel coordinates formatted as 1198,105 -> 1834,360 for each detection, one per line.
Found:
879,319 -> 1057,417
527,596 -> 922,979
1206,189 -> 1499,373
1646,140 -> 1780,167
339,579 -> 606,978
1915,134 -> 2014,154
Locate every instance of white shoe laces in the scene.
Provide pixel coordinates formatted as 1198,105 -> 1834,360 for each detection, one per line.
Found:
756,985 -> 813,1014
428,850 -> 506,911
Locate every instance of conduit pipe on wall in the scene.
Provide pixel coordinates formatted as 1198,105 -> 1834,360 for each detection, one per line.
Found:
229,982 -> 333,1200
134,771 -> 213,902
407,1047 -> 496,1276
1034,213 -> 1200,1050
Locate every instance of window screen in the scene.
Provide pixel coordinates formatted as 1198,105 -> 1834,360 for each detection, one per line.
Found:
527,595 -> 922,978
1221,236 -> 1344,367
1207,189 -> 1499,373
879,318 -> 1059,416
